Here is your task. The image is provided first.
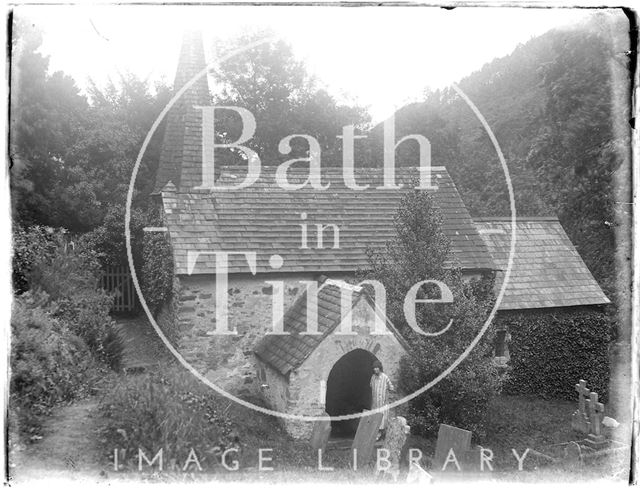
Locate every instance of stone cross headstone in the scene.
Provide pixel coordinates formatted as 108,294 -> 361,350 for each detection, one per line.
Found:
576,380 -> 589,414
310,412 -> 332,451
585,391 -> 606,444
378,416 -> 410,481
571,379 -> 591,434
433,424 -> 472,472
351,411 -> 383,469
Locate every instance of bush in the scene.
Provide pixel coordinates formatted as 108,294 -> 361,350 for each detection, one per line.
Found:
79,203 -> 147,268
10,293 -> 97,435
501,309 -> 610,402
155,276 -> 181,345
12,224 -> 58,294
141,224 -> 174,314
397,275 -> 503,441
54,287 -> 124,368
401,355 -> 502,440
23,227 -> 125,370
82,203 -> 175,318
364,189 -> 502,441
99,369 -> 238,471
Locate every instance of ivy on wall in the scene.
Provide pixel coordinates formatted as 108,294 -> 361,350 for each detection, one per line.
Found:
156,276 -> 181,345
500,308 -> 611,402
141,206 -> 174,316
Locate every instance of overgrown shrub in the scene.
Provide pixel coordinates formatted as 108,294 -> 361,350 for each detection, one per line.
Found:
397,275 -> 503,440
23,227 -> 125,370
82,203 -> 175,318
99,369 -> 238,471
80,203 -> 147,268
10,292 -> 96,435
12,224 -> 58,294
155,276 -> 181,344
501,309 -> 610,402
54,288 -> 124,369
141,226 -> 174,315
364,189 -> 502,441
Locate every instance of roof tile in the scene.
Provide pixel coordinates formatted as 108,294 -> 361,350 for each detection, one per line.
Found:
474,218 -> 610,310
163,167 -> 495,274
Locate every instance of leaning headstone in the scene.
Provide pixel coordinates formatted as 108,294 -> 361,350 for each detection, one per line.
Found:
351,411 -> 383,469
571,380 -> 591,434
377,416 -> 410,481
310,412 -> 332,451
432,424 -> 472,472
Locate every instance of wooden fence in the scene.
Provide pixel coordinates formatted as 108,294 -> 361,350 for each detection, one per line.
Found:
101,265 -> 138,313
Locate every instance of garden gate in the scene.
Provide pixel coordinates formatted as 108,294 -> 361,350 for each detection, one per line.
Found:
102,265 -> 138,313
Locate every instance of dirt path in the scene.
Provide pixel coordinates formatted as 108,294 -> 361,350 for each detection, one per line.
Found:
10,399 -> 109,483
10,316 -> 173,484
114,315 -> 174,372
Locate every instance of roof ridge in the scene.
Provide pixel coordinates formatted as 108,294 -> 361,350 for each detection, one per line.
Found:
219,165 -> 448,173
474,216 -> 560,222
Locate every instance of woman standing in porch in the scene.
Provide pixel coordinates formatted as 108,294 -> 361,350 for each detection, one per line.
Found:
370,360 -> 394,440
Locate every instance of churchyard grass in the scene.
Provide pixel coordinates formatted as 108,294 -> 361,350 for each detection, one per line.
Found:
484,394 -> 626,481
95,382 -> 624,482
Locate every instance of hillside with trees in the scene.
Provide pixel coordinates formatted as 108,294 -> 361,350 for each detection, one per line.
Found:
367,12 -> 631,310
8,9 -> 632,481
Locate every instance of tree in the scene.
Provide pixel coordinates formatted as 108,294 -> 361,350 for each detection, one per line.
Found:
210,31 -> 370,166
10,19 -> 172,232
10,18 -> 89,227
363,189 -> 501,439
523,24 -> 627,298
367,12 -> 630,314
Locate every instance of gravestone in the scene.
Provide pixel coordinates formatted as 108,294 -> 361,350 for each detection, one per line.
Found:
571,379 -> 591,434
351,411 -> 383,469
563,441 -> 583,463
584,391 -> 606,445
378,416 -> 410,481
310,412 -> 332,451
571,380 -> 607,445
406,462 -> 433,483
432,424 -> 472,472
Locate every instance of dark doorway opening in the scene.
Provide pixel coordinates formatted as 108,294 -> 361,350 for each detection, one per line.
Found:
326,349 -> 377,438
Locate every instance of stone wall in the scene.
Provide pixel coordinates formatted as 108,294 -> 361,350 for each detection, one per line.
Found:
174,273 -> 349,396
255,357 -> 289,412
172,270 -> 481,437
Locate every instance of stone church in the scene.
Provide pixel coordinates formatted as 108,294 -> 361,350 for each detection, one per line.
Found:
151,32 -> 609,438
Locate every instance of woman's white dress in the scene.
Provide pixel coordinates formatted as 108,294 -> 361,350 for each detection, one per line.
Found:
370,372 -> 394,429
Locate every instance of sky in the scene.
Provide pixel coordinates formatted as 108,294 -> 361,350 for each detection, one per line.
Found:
15,5 -> 591,122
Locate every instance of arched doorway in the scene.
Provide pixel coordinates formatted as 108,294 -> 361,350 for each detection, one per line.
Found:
326,349 -> 377,438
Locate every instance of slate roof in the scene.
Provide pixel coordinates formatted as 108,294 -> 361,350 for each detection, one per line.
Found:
474,217 -> 610,310
161,166 -> 495,275
253,277 -> 409,375
153,31 -> 212,194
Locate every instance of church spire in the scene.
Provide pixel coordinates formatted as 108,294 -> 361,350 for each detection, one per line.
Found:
153,30 -> 211,193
